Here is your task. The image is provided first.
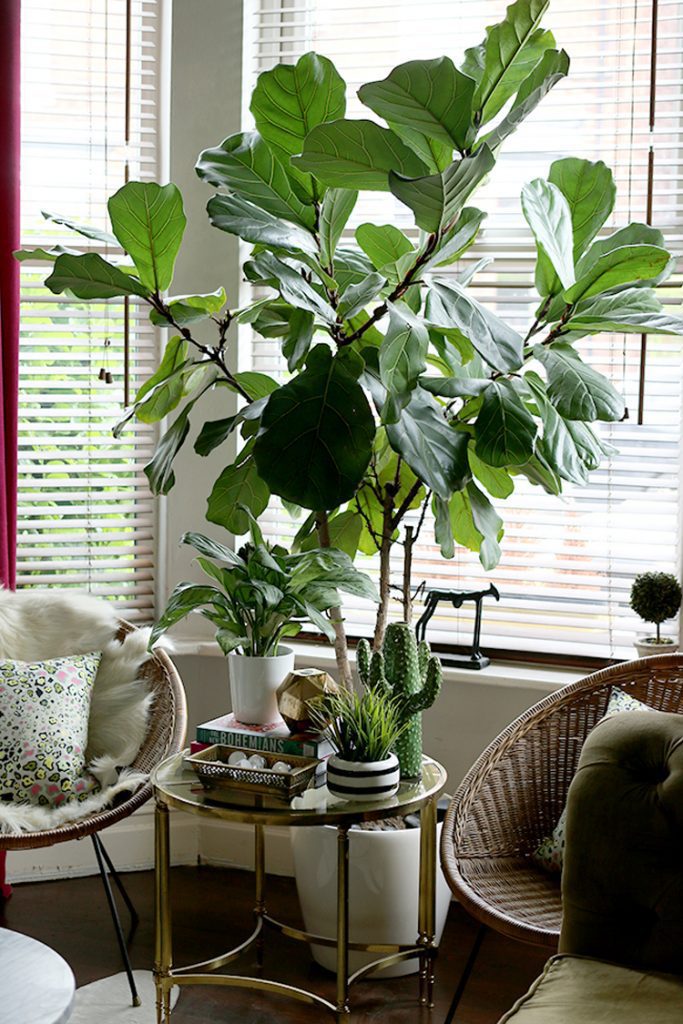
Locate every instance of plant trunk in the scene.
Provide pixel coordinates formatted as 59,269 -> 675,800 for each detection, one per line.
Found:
316,512 -> 353,689
372,503 -> 394,651
402,525 -> 414,626
657,621 -> 661,642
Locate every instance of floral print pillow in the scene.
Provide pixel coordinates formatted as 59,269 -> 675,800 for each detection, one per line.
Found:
533,687 -> 652,873
0,652 -> 102,807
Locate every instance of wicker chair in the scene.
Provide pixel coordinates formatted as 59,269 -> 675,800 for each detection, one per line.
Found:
0,622 -> 187,1005
439,654 -> 683,1022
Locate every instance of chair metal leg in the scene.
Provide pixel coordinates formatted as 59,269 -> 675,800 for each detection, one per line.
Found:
95,833 -> 140,936
443,923 -> 487,1024
92,833 -> 141,1007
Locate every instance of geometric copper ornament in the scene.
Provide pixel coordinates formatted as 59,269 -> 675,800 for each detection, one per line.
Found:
276,668 -> 340,733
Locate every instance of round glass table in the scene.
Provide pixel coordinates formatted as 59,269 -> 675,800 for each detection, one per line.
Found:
152,750 -> 447,1019
0,927 -> 75,1024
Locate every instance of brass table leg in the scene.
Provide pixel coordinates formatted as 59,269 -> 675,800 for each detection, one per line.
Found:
336,825 -> 350,1015
154,801 -> 172,1023
254,823 -> 266,968
418,795 -> 437,1007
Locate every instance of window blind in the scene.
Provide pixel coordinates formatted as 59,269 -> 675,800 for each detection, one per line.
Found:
243,0 -> 683,661
18,0 -> 160,619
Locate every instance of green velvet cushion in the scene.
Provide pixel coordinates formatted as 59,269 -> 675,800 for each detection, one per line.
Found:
499,954 -> 683,1023
560,709 -> 683,974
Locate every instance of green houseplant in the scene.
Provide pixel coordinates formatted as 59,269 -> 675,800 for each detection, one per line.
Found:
311,686 -> 406,801
20,0 -> 683,688
630,572 -> 682,657
150,521 -> 377,723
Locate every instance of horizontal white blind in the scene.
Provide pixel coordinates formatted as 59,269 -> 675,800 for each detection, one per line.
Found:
245,0 -> 683,659
18,0 -> 160,618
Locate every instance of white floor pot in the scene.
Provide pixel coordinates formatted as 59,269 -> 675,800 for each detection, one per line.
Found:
326,753 -> 400,802
228,647 -> 294,724
291,821 -> 451,978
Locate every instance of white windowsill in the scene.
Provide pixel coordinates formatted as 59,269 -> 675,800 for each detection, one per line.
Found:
165,637 -> 581,693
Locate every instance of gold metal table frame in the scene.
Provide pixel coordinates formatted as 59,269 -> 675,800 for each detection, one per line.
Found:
152,751 -> 447,1021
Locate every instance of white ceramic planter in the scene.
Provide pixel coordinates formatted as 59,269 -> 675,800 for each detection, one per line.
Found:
326,752 -> 400,803
292,821 -> 451,978
228,647 -> 294,724
634,636 -> 678,658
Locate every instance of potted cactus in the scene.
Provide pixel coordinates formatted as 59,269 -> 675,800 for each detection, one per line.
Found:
630,572 -> 682,657
357,622 -> 442,778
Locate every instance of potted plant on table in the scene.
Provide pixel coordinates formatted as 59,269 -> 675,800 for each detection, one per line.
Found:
150,522 -> 377,724
630,572 -> 682,658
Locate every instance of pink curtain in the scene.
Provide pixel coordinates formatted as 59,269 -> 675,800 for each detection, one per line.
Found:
0,0 -> 21,902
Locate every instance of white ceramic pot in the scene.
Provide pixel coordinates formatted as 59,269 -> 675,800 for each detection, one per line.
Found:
228,647 -> 294,725
292,821 -> 451,978
634,636 -> 678,658
326,752 -> 400,803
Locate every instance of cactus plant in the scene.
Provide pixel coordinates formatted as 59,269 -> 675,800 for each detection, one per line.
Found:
356,623 -> 442,778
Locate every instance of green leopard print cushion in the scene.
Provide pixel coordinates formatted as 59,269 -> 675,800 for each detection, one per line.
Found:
0,652 -> 102,807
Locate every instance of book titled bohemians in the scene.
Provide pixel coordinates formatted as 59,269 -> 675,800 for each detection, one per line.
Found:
195,713 -> 333,759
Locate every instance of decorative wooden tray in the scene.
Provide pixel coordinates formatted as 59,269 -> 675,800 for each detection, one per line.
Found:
184,744 -> 319,801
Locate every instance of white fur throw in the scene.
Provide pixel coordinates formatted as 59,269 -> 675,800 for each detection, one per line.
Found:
0,589 -> 154,833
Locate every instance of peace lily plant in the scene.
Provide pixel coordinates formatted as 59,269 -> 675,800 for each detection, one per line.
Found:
19,0 -> 683,688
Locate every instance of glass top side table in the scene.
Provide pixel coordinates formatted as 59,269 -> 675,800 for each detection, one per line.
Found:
152,750 -> 447,1020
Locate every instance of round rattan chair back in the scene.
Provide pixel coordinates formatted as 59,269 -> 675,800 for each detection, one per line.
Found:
440,654 -> 683,947
0,621 -> 187,851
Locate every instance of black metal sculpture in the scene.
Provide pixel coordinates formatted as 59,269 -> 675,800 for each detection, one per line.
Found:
415,585 -> 500,669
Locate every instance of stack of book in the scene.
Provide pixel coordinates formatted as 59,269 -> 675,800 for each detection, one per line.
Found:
191,713 -> 333,782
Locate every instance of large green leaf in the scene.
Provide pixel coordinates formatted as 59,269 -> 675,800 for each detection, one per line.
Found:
378,302 -> 429,423
144,405 -> 192,495
253,345 -> 375,510
207,193 -> 317,255
319,189 -> 358,267
563,244 -> 672,304
422,207 -> 486,270
534,342 -> 625,421
480,48 -> 569,152
250,52 -> 347,200
358,57 -> 475,153
337,272 -> 385,320
231,371 -> 279,401
107,181 -> 186,293
381,386 -> 470,501
566,289 -> 683,335
41,210 -> 118,245
282,308 -> 316,371
421,375 -> 492,399
150,582 -> 232,647
547,157 -> 616,261
292,120 -> 428,191
389,145 -> 495,233
524,371 -> 588,484
150,288 -> 227,327
195,131 -> 315,230
426,279 -> 524,371
45,252 -> 148,299
474,379 -> 538,467
134,336 -> 191,422
468,446 -> 514,498
433,483 -> 503,570
467,481 -> 504,569
206,458 -> 270,535
355,223 -> 414,276
464,0 -> 552,124
521,178 -> 575,293
574,223 -> 666,278
301,509 -> 363,559
248,252 -> 337,324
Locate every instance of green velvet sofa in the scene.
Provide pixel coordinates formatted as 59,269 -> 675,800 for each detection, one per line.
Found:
500,710 -> 683,1022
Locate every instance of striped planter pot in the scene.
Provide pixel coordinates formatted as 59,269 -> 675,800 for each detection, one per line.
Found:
326,752 -> 400,802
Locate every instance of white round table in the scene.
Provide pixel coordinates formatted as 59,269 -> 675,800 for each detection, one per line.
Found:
0,927 -> 75,1024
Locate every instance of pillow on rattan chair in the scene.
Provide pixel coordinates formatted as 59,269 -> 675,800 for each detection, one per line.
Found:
0,589 -> 154,834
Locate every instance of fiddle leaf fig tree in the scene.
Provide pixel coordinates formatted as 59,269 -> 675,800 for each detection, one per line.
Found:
20,0 -> 683,687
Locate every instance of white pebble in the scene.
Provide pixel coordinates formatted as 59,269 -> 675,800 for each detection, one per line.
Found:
272,761 -> 291,774
248,753 -> 267,769
228,751 -> 246,766
238,758 -> 252,768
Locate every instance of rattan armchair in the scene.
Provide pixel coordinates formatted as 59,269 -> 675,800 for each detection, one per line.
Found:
439,654 -> 683,1021
0,621 -> 187,1005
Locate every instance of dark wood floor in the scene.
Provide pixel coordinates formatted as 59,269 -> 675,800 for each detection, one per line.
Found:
0,865 -> 548,1023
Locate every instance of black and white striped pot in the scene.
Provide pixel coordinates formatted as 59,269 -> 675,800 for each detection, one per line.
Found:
326,752 -> 400,802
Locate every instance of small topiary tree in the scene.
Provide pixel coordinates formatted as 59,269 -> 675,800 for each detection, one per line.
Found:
630,572 -> 682,642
